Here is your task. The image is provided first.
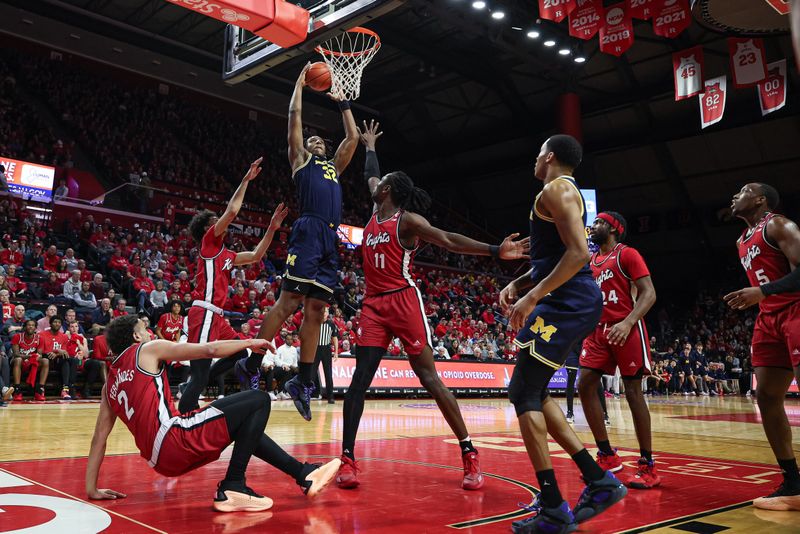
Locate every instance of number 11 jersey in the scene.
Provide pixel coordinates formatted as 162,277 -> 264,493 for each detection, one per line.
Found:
362,210 -> 417,296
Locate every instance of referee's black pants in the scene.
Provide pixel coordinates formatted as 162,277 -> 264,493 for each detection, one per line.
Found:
313,346 -> 334,402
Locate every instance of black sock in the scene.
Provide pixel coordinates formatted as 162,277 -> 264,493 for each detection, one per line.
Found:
535,469 -> 563,508
459,438 -> 476,455
777,458 -> 800,488
298,361 -> 313,383
641,449 -> 653,463
342,447 -> 355,461
596,439 -> 614,455
572,449 -> 606,482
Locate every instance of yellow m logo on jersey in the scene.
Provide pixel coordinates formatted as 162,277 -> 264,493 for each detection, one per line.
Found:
529,316 -> 557,343
286,254 -> 297,266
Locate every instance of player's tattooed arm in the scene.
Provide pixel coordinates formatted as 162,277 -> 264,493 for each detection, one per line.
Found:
289,63 -> 312,171
138,339 -> 276,373
86,386 -> 126,501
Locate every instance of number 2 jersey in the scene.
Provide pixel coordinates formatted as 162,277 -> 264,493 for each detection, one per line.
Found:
590,243 -> 650,324
737,212 -> 800,314
361,209 -> 417,296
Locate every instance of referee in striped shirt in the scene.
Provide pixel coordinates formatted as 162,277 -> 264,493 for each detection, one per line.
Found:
313,307 -> 338,404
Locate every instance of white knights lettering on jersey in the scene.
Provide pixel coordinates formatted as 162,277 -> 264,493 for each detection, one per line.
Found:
740,244 -> 761,271
595,269 -> 614,288
365,231 -> 391,249
109,369 -> 135,402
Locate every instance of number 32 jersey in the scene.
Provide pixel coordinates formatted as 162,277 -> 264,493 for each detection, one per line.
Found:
590,243 -> 650,323
362,210 -> 417,297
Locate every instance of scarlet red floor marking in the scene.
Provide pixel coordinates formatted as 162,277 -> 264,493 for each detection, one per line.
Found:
672,412 -> 800,427
0,434 -> 784,533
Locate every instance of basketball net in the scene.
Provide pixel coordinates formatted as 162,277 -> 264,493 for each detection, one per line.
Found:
316,27 -> 380,101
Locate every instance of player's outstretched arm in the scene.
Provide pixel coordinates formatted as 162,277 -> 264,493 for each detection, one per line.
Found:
138,339 -> 275,373
330,87 -> 360,174
86,386 -> 125,501
214,157 -> 263,237
402,211 -> 529,260
359,119 -> 383,200
234,203 -> 289,266
289,63 -> 312,171
725,216 -> 800,310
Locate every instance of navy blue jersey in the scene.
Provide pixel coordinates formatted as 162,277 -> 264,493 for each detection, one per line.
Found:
293,153 -> 342,228
528,176 -> 592,286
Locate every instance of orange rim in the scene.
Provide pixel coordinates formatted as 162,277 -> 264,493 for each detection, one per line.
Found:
315,27 -> 381,58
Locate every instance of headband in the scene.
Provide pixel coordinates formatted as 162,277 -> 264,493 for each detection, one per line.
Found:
597,212 -> 625,236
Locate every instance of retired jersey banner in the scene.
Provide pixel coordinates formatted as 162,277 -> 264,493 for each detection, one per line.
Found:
599,3 -> 634,57
652,0 -> 691,38
626,0 -> 655,19
699,76 -> 726,129
729,37 -> 768,87
673,46 -> 704,100
538,0 -> 577,23
758,59 -> 788,116
569,0 -> 604,40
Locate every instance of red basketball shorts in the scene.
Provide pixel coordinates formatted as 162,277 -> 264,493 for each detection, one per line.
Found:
581,320 -> 652,377
751,301 -> 800,369
356,287 -> 432,356
153,405 -> 231,477
186,306 -> 237,344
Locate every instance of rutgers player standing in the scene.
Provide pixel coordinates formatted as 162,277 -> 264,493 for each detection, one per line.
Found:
579,211 -> 660,489
179,156 -> 288,413
335,121 -> 528,490
85,315 -> 340,512
725,183 -> 800,511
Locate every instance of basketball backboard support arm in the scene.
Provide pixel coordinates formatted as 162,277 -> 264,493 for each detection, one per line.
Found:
223,0 -> 402,84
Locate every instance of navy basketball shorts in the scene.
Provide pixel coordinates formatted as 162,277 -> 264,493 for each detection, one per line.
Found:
283,215 -> 339,303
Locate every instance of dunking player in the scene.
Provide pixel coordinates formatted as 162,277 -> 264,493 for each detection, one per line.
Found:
500,135 -> 626,533
725,183 -> 800,511
335,121 -> 529,490
86,315 -> 340,511
239,64 -> 359,421
178,157 -> 287,413
579,211 -> 660,489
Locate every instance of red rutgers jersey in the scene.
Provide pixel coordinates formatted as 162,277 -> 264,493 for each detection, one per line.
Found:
191,226 -> 236,308
39,330 -> 69,355
157,313 -> 184,342
362,210 -> 417,296
12,332 -> 41,357
737,213 -> 800,313
590,243 -> 651,323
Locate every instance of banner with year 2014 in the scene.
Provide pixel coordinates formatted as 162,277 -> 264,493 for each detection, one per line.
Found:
324,357 -> 571,395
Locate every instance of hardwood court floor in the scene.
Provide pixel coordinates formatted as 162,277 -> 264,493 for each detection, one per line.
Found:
1,394 -> 799,533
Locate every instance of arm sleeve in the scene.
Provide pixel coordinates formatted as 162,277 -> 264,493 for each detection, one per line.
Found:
364,149 -> 380,181
761,267 -> 800,296
619,247 -> 650,280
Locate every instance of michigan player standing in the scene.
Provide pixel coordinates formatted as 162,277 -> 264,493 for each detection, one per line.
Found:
335,121 -> 529,490
241,64 -> 359,421
178,157 -> 288,413
725,183 -> 800,511
579,211 -> 660,488
500,135 -> 626,533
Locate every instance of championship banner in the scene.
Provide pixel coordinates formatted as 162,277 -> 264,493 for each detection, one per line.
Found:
699,76 -> 726,129
599,3 -> 634,57
538,0 -> 577,23
569,0 -> 604,40
652,0 -> 692,38
728,37 -> 767,87
626,0 -> 655,19
757,59 -> 788,116
325,357 -> 570,393
673,46 -> 705,101
0,157 -> 56,200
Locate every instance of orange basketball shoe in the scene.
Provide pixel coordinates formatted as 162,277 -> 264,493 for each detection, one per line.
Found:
462,451 -> 485,490
213,483 -> 273,513
596,450 -> 623,473
336,455 -> 360,489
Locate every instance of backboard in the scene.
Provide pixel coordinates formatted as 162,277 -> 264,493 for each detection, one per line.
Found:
222,0 -> 402,84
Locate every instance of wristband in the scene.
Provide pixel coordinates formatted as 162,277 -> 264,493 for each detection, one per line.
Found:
489,245 -> 500,259
338,100 -> 351,112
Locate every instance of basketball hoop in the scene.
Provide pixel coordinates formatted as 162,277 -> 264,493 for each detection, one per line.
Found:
316,27 -> 380,101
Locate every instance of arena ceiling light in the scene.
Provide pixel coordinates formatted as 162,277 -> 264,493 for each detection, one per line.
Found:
543,39 -> 556,47
491,11 -> 505,19
526,30 -> 540,39
471,1 -> 486,9
574,56 -> 587,63
558,48 -> 570,55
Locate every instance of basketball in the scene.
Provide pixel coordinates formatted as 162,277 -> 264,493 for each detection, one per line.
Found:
306,61 -> 332,92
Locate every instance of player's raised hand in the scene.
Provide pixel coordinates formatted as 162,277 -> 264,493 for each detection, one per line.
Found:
269,202 -> 289,231
326,85 -> 346,102
358,119 -> 383,150
499,282 -> 518,312
244,157 -> 263,182
723,287 -> 765,310
88,488 -> 127,500
498,233 -> 530,260
249,338 -> 276,354
509,292 -> 537,331
297,62 -> 312,87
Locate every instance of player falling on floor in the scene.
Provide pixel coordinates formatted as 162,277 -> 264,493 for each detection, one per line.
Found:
725,183 -> 800,511
86,315 -> 340,512
334,121 -> 529,491
500,135 -> 626,534
239,63 -> 359,421
178,157 -> 288,413
579,211 -> 660,489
